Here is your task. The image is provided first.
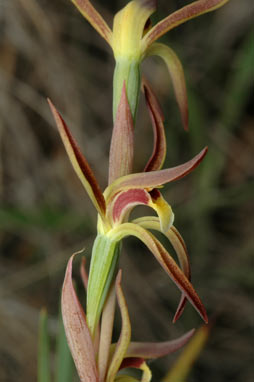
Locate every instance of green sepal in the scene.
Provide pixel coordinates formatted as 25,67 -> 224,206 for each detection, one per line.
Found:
113,58 -> 141,121
86,234 -> 120,336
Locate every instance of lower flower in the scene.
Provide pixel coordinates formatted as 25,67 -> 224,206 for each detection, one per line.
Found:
62,254 -> 197,382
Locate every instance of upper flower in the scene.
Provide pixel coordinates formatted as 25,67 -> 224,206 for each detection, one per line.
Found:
69,0 -> 230,122
48,81 -> 208,336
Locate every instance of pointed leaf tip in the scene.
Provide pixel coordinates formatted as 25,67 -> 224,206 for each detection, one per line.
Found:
61,254 -> 98,382
48,98 -> 106,217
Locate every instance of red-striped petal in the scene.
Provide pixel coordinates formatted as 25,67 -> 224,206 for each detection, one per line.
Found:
105,147 -> 208,202
142,79 -> 167,171
48,99 -> 106,216
143,0 -> 230,48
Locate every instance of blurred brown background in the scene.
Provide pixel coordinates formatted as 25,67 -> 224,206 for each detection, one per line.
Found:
0,0 -> 253,381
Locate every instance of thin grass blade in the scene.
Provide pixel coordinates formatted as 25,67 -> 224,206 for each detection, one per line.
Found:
38,309 -> 51,382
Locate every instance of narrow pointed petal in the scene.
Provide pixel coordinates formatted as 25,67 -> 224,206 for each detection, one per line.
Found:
71,0 -> 112,45
48,99 -> 106,216
105,147 -> 207,202
108,223 -> 208,323
145,43 -> 188,131
61,254 -> 98,382
133,216 -> 190,321
108,84 -> 134,184
143,0 -> 230,48
98,285 -> 116,382
106,271 -> 131,382
142,79 -> 167,171
126,329 -> 195,359
163,325 -> 210,382
170,226 -> 190,322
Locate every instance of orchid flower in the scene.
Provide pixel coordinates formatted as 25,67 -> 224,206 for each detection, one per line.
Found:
62,254 -> 196,382
48,81 -> 208,339
69,0 -> 230,122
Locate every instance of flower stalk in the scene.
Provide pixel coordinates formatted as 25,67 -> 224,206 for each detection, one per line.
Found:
46,0 -> 231,380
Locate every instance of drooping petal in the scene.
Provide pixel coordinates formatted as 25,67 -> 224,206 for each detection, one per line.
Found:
163,325 -> 211,382
125,329 -> 195,359
61,254 -> 98,382
133,216 -> 190,321
70,0 -> 112,45
145,43 -> 188,131
106,271 -> 131,382
143,0 -> 230,49
169,226 -> 190,322
107,223 -> 208,323
98,284 -> 116,382
105,147 -> 208,202
48,99 -> 106,217
107,188 -> 174,233
142,79 -> 167,171
108,84 -> 134,185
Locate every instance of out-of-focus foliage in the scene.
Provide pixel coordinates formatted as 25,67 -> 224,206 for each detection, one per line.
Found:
163,324 -> 210,382
0,1 -> 253,381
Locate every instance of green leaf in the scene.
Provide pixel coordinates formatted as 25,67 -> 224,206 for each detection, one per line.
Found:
38,309 -> 51,382
162,324 -> 210,382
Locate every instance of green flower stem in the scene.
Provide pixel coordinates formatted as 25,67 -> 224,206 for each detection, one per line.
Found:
86,234 -> 120,336
113,58 -> 141,121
